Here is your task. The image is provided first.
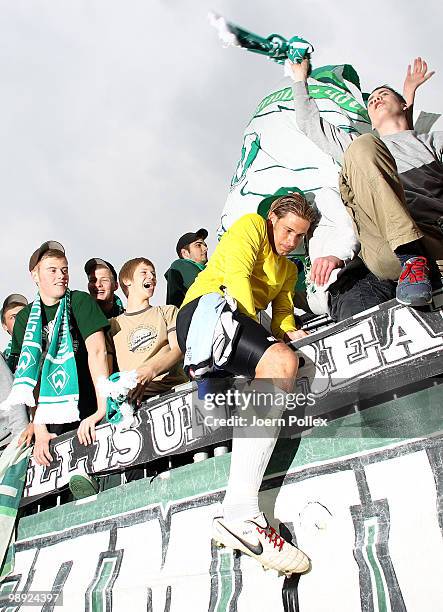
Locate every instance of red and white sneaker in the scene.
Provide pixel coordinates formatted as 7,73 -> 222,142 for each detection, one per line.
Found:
396,256 -> 432,307
212,513 -> 310,575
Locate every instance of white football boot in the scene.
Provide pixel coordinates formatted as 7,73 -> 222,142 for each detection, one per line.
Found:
212,512 -> 310,575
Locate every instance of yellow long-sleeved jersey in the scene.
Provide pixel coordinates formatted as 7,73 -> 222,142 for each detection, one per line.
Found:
182,213 -> 298,339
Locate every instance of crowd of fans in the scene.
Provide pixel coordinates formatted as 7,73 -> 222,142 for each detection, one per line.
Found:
0,230 -> 209,466
0,54 -> 441,576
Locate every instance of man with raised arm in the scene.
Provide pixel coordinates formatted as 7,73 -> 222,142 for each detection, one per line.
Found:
291,57 -> 442,315
177,194 -> 315,575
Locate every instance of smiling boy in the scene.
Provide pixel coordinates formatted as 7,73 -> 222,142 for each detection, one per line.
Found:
8,241 -> 109,465
109,258 -> 187,403
84,257 -> 124,318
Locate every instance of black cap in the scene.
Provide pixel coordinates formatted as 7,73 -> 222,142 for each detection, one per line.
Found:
176,228 -> 208,258
29,241 -> 65,272
1,294 -> 28,318
84,258 -> 118,282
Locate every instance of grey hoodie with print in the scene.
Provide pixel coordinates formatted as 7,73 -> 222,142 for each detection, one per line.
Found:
292,80 -> 443,258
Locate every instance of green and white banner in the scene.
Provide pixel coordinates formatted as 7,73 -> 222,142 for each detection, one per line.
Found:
0,295 -> 441,610
220,63 -> 369,231
2,407 -> 442,611
219,64 -> 370,314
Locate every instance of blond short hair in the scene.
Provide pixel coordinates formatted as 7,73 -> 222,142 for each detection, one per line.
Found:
268,193 -> 317,225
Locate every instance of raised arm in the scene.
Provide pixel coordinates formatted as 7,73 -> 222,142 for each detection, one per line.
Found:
403,57 -> 435,129
290,58 -> 355,164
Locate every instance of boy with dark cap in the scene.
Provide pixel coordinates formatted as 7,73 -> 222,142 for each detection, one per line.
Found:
4,241 -> 110,466
84,257 -> 124,318
164,228 -> 208,308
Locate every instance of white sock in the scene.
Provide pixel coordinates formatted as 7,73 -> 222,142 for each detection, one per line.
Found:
222,381 -> 286,522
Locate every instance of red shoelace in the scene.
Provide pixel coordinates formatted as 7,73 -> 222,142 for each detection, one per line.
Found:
399,256 -> 428,283
256,524 -> 285,552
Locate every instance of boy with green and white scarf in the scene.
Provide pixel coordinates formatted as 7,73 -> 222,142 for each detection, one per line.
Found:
2,241 -> 110,466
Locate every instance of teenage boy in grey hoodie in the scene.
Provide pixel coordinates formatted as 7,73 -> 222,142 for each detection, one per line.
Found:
291,56 -> 441,315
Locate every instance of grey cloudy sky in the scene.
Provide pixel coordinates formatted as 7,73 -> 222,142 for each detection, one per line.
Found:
1,0 -> 442,346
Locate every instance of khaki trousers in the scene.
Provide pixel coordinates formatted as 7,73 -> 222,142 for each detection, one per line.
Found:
339,133 -> 423,280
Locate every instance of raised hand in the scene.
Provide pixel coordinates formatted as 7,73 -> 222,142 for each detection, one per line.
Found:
289,58 -> 310,83
403,57 -> 435,105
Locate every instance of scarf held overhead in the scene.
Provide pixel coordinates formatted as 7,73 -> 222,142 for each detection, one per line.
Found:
3,291 -> 80,424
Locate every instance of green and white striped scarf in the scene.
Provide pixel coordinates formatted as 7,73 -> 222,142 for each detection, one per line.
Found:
4,290 -> 79,424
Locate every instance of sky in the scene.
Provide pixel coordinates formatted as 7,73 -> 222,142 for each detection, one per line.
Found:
0,0 -> 442,346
